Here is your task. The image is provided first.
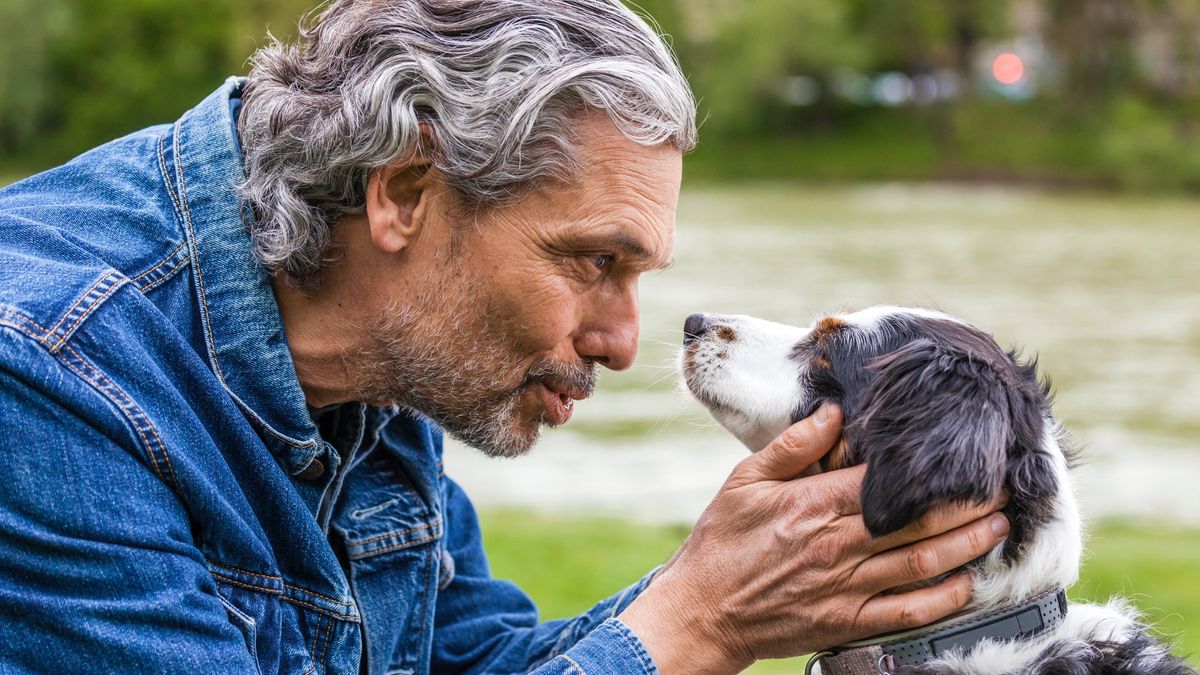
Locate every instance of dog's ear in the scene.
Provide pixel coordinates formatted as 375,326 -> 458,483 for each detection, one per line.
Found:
849,338 -> 1022,537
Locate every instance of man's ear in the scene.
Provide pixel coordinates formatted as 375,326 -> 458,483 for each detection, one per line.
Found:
848,339 -> 1015,537
365,160 -> 435,253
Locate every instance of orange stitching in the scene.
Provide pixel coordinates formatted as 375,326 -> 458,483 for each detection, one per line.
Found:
209,571 -> 359,622
348,518 -> 441,547
42,272 -> 117,347
317,612 -> 335,669
0,308 -> 52,339
59,342 -> 178,488
0,308 -> 165,483
172,127 -> 224,385
211,572 -> 284,596
131,242 -> 187,284
136,254 -> 190,293
282,584 -> 354,611
207,560 -> 283,584
0,308 -> 177,491
170,126 -> 319,454
56,351 -> 167,484
157,133 -> 185,225
348,532 -> 439,560
205,562 -> 356,612
48,275 -> 128,353
301,615 -> 328,675
281,595 -> 359,622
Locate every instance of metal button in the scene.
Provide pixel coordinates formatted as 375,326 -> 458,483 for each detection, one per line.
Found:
297,458 -> 325,480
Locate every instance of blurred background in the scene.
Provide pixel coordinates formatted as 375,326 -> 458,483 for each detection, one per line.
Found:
2,0 -> 1197,671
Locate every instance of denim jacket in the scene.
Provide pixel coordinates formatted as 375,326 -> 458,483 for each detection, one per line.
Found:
0,78 -> 660,675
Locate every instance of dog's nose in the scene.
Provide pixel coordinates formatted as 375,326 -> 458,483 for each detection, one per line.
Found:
683,313 -> 713,345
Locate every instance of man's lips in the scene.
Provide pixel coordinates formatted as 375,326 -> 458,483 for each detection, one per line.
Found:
539,383 -> 586,426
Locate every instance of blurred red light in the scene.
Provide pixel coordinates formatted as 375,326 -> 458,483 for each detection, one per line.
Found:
992,52 -> 1024,85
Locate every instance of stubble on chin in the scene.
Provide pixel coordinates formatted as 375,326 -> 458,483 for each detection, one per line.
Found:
341,287 -> 546,458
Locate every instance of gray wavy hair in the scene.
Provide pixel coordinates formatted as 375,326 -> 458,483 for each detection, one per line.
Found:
237,0 -> 697,289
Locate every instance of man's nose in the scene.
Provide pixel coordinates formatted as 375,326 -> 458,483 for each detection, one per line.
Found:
576,295 -> 640,371
576,320 -> 639,372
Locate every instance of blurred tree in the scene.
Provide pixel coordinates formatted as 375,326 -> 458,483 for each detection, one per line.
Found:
689,0 -> 866,135
1044,0 -> 1140,104
0,0 -> 311,168
844,0 -> 1012,157
43,0 -> 236,161
847,0 -> 1012,96
228,0 -> 312,69
0,0 -> 73,157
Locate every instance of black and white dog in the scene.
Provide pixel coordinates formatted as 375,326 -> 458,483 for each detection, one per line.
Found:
679,306 -> 1195,675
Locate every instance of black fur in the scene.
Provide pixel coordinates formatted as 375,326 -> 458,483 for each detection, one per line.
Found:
794,313 -> 1059,556
785,310 -> 1197,674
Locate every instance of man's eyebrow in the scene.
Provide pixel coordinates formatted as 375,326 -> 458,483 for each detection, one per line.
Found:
578,232 -> 673,270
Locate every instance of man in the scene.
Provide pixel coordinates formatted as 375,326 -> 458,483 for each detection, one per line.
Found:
0,1 -> 1008,673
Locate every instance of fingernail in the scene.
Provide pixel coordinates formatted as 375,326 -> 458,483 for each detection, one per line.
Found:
813,403 -> 832,425
991,514 -> 1010,537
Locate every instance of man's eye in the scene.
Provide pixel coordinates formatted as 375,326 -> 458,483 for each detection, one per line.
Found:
591,254 -> 615,271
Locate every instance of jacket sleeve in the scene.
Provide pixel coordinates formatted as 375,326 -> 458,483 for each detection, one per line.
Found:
0,331 -> 257,674
431,476 -> 662,675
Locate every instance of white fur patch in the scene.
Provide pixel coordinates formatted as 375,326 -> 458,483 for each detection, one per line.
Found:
680,305 -> 1177,672
679,314 -> 808,451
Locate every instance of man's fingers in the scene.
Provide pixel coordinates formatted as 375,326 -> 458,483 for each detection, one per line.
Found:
785,464 -> 867,517
853,513 -> 1009,594
856,572 -> 974,636
727,403 -> 843,487
867,494 -> 1009,554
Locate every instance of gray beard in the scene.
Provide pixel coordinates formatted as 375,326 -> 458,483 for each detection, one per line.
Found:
343,287 -> 596,459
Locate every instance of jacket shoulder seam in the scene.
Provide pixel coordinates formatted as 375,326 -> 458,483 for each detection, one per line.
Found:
39,270 -> 129,354
0,305 -> 179,492
130,241 -> 191,293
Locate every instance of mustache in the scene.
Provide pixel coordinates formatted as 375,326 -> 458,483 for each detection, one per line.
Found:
523,358 -> 598,398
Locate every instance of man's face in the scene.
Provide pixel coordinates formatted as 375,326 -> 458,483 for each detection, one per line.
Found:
349,117 -> 682,457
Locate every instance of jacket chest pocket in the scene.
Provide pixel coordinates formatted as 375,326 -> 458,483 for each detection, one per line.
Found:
334,453 -> 443,562
213,579 -> 270,675
213,575 -> 347,675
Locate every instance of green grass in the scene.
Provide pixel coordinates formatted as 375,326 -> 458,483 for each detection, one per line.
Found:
481,511 -> 1200,673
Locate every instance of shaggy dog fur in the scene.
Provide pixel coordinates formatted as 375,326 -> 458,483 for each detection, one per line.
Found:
679,306 -> 1195,675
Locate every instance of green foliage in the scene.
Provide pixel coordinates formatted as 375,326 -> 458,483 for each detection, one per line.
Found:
0,0 -> 312,170
6,0 -> 1200,192
480,510 -> 689,619
43,0 -> 235,162
482,512 -> 1200,672
1097,98 -> 1200,191
0,0 -> 72,153
691,0 -> 866,135
846,0 -> 1010,73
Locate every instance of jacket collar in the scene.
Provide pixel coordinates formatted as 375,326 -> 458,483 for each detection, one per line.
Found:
169,76 -> 325,475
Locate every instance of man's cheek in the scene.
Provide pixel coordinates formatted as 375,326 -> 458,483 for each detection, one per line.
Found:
493,281 -> 579,351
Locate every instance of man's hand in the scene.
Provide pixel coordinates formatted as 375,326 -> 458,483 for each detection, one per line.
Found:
618,403 -> 1010,674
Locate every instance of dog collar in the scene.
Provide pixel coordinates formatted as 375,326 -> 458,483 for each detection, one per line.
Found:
808,587 -> 1068,674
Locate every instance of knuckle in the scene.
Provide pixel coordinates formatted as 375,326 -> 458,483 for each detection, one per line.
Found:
966,523 -> 988,554
906,546 -> 938,579
827,604 -> 857,631
951,576 -> 974,607
808,533 -> 841,569
897,601 -> 932,628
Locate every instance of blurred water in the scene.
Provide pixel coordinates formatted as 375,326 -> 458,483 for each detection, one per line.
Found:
445,183 -> 1200,526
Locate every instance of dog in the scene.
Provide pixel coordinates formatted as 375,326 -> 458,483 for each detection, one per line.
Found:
679,306 -> 1195,675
